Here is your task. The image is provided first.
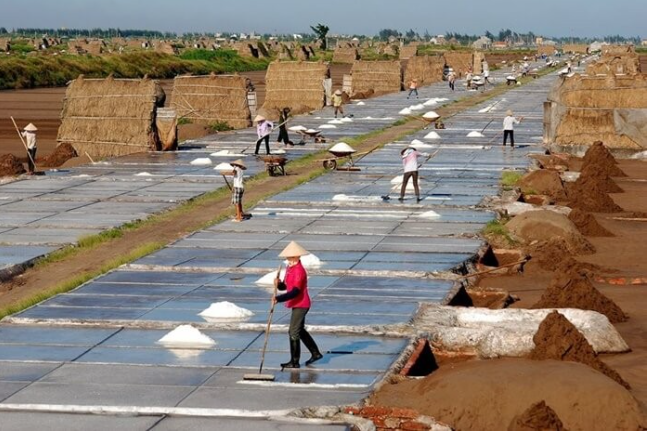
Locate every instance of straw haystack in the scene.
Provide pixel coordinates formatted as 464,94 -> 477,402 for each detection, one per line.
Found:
0,38 -> 10,52
262,61 -> 329,115
443,52 -> 474,74
473,51 -> 485,74
544,73 -> 647,150
404,55 -> 444,86
170,74 -> 251,129
333,47 -> 359,64
155,41 -> 178,55
399,45 -> 418,60
586,48 -> 640,76
538,45 -> 556,56
563,44 -> 589,54
351,60 -> 402,96
57,76 -> 166,158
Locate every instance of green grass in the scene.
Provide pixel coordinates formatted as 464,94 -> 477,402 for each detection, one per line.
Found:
0,241 -> 163,320
482,219 -> 517,246
208,121 -> 234,132
501,171 -> 523,189
177,117 -> 192,125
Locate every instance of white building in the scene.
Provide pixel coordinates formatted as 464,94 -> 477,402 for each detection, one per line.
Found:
472,36 -> 492,50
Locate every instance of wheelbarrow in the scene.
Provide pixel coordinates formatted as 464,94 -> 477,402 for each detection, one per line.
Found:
258,155 -> 287,176
295,129 -> 326,145
322,149 -> 372,171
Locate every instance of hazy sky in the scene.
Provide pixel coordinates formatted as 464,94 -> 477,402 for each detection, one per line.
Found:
1,0 -> 644,37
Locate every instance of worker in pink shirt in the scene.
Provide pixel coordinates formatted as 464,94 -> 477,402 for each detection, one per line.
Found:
399,146 -> 429,202
254,115 -> 273,155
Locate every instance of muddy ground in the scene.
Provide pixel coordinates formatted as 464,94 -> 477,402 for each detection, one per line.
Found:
0,65 -> 351,160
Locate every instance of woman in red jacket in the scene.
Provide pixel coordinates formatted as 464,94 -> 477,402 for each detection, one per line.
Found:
273,241 -> 323,369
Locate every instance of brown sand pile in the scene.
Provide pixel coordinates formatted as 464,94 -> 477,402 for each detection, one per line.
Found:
524,239 -> 608,273
532,272 -> 628,323
518,170 -> 567,200
568,177 -> 623,213
581,141 -> 626,178
508,401 -> 566,431
579,163 -> 624,193
371,358 -> 643,430
529,311 -> 630,388
0,154 -> 26,176
567,208 -> 614,237
40,143 -> 77,167
530,154 -> 571,171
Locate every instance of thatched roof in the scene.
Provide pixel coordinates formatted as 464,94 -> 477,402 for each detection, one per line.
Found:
57,76 -> 163,158
333,47 -> 359,64
262,61 -> 329,115
170,74 -> 252,129
351,60 -> 402,96
399,45 -> 418,60
404,55 -> 444,86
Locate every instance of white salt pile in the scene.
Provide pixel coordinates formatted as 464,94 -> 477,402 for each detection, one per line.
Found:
272,149 -> 287,155
214,162 -> 234,171
157,325 -> 215,348
411,139 -> 425,146
398,108 -> 412,115
506,75 -> 516,81
210,150 -> 247,157
356,101 -> 366,106
190,158 -> 212,166
410,104 -> 425,111
135,172 -> 152,177
423,99 -> 437,106
289,125 -> 307,132
329,142 -> 356,153
424,131 -> 441,140
319,124 -> 337,129
363,116 -> 373,119
467,131 -> 485,138
328,119 -> 344,124
305,129 -> 320,134
422,111 -> 440,120
418,210 -> 442,219
293,253 -> 322,268
256,269 -> 287,285
199,301 -> 254,319
340,117 -> 353,123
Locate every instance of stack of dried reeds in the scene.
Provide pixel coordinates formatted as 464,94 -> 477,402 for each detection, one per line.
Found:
443,52 -> 473,74
333,47 -> 359,64
57,76 -> 162,158
538,45 -> 555,56
404,55 -> 444,86
399,45 -> 418,60
170,74 -> 251,129
262,61 -> 329,115
155,41 -> 178,55
351,60 -> 402,96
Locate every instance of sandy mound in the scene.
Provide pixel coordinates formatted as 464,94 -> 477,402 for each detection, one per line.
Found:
529,311 -> 629,388
508,401 -> 565,431
567,178 -> 623,213
532,272 -> 627,323
371,358 -> 642,431
582,141 -> 626,178
40,143 -> 77,167
507,210 -> 595,255
567,209 -> 614,237
530,154 -> 571,171
524,239 -> 610,273
579,163 -> 624,193
0,154 -> 26,176
518,170 -> 566,200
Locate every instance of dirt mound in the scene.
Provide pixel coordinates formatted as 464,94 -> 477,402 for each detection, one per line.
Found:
529,311 -> 629,388
578,163 -> 624,193
371,358 -> 642,430
518,170 -> 566,200
507,210 -> 595,255
0,153 -> 26,176
350,89 -> 375,99
568,209 -> 614,237
567,177 -> 623,213
39,143 -> 77,167
508,401 -> 565,431
530,154 -> 571,171
532,272 -> 628,323
582,141 -> 626,178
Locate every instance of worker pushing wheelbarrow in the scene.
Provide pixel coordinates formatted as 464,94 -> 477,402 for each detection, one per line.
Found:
321,142 -> 376,171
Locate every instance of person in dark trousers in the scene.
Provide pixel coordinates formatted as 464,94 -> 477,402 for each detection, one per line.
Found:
332,90 -> 344,118
448,71 -> 456,91
224,159 -> 248,222
276,107 -> 292,146
21,123 -> 38,174
399,146 -> 429,202
254,115 -> 273,155
503,110 -> 523,147
407,79 -> 419,98
273,241 -> 323,369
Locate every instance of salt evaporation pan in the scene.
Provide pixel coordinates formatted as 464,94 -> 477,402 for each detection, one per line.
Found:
190,158 -> 212,166
418,210 -> 441,219
436,98 -> 449,102
424,131 -> 441,139
356,101 -> 366,106
319,124 -> 337,129
410,104 -> 425,111
329,142 -> 356,153
391,175 -> 404,184
392,181 -> 422,192
328,119 -> 344,125
135,172 -> 152,177
467,131 -> 485,138
422,111 -> 440,120
332,194 -> 382,202
398,108 -> 412,115
199,301 -> 254,319
289,125 -> 307,132
157,325 -> 215,348
256,269 -> 287,285
214,162 -> 234,171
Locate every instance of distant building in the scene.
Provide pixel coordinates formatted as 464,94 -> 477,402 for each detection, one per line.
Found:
641,39 -> 647,46
536,37 -> 544,46
472,36 -> 492,50
492,41 -> 508,50
589,41 -> 607,52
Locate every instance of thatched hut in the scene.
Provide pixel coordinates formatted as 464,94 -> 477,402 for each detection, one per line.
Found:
443,52 -> 474,74
404,55 -> 444,86
170,74 -> 252,129
351,60 -> 402,96
0,38 -> 10,52
262,61 -> 329,115
538,45 -> 556,56
155,41 -> 178,55
333,47 -> 359,64
57,76 -> 166,158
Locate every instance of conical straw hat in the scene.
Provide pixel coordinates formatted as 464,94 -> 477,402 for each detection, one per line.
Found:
230,159 -> 247,170
254,115 -> 266,122
279,241 -> 309,258
334,90 -> 342,95
24,123 -> 38,132
506,110 -> 513,116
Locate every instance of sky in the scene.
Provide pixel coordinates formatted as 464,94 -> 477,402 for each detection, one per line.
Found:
1,0 -> 644,38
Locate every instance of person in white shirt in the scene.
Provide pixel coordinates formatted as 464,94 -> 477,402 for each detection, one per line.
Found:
227,159 -> 247,222
399,146 -> 429,202
21,123 -> 38,174
503,110 -> 523,147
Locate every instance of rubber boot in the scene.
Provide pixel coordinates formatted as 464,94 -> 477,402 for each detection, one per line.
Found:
301,331 -> 323,366
281,339 -> 300,370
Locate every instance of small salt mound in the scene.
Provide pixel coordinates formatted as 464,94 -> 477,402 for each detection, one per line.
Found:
410,142 -> 434,149
305,129 -> 320,134
418,210 -> 441,219
329,142 -> 356,153
157,325 -> 215,348
410,104 -> 425,111
424,131 -> 441,140
340,117 -> 353,123
356,101 -> 366,106
256,269 -> 287,285
399,108 -> 412,115
135,172 -> 152,177
467,131 -> 485,138
411,139 -> 425,146
199,301 -> 254,319
423,99 -> 438,106
319,124 -> 337,129
436,98 -> 449,102
506,75 -> 517,80
286,253 -> 322,269
328,119 -> 344,124
214,162 -> 234,171
190,158 -> 212,166
423,111 -> 440,120
289,125 -> 307,132
272,149 -> 286,155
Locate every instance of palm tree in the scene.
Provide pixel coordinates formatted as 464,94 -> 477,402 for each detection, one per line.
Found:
310,23 -> 330,50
